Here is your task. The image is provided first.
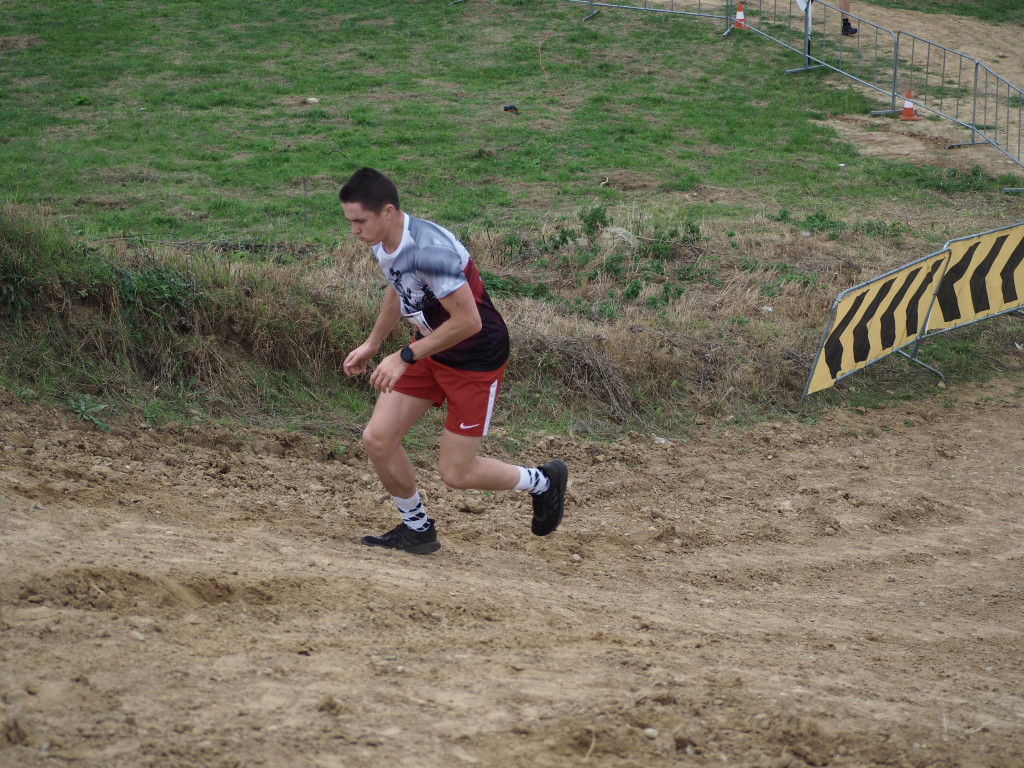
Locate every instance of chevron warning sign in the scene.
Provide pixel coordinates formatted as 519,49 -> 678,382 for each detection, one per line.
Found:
804,250 -> 950,396
803,221 -> 1024,399
925,222 -> 1024,333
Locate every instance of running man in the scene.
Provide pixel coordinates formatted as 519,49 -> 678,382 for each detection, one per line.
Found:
339,167 -> 568,554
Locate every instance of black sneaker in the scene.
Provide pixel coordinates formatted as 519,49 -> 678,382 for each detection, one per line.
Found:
842,18 -> 858,35
361,519 -> 440,554
531,459 -> 567,536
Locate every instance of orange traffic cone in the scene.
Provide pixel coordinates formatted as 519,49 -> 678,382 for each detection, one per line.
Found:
734,2 -> 747,29
899,90 -> 919,121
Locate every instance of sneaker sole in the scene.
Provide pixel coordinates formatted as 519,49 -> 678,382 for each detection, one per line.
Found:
361,536 -> 441,555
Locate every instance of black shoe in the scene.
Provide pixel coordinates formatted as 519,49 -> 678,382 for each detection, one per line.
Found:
362,519 -> 440,554
531,459 -> 567,536
842,19 -> 858,35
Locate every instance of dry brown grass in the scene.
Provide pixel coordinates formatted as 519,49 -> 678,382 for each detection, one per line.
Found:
463,188 -> 1017,430
2,209 -> 381,418
5,202 -> 1020,436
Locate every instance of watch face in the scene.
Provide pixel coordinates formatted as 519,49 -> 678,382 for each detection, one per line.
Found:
401,346 -> 414,363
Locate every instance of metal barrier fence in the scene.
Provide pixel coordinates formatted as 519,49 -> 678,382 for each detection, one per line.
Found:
889,32 -> 976,124
886,31 -> 1024,180
562,0 -> 1024,177
565,0 -> 727,23
736,0 -> 897,100
959,62 -> 1024,175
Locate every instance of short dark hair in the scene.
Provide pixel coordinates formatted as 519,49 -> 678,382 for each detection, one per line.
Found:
339,167 -> 400,214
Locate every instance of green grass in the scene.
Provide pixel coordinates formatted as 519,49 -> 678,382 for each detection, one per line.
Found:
1,0 -> 1023,441
862,0 -> 1024,27
3,0 -> 995,244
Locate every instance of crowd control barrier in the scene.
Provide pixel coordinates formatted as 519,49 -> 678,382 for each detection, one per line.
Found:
562,0 -> 1024,176
802,221 -> 1024,401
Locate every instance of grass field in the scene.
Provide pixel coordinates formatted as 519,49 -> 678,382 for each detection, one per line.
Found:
1,0 -> 884,241
2,0 -> 1023,440
865,0 -> 1024,26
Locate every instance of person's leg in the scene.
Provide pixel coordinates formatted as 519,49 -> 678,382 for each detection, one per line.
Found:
437,430 -> 520,490
362,390 -> 433,497
839,0 -> 857,34
360,390 -> 442,553
438,429 -> 568,536
432,359 -> 569,535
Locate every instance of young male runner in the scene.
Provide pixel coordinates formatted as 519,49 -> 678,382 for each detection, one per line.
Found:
339,167 -> 567,554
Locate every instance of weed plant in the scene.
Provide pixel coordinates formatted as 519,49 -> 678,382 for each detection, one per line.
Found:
5,203 -> 1021,443
0,205 -> 381,431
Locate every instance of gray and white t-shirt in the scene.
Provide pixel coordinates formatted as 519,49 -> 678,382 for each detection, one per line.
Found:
372,214 -> 509,371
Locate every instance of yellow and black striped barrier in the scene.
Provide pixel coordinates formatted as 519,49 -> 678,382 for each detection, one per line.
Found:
803,221 -> 1024,400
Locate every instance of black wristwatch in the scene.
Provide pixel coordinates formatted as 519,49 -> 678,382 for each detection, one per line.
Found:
399,345 -> 415,364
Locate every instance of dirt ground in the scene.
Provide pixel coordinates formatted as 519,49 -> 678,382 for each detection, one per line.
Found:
2,355 -> 1024,768
3,4 -> 1024,768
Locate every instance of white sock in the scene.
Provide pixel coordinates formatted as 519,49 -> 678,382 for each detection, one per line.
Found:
513,466 -> 550,496
393,491 -> 430,531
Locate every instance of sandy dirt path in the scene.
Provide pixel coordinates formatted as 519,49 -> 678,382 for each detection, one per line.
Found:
2,365 -> 1023,767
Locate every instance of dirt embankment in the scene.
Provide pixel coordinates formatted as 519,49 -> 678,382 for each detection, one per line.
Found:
2,366 -> 1023,767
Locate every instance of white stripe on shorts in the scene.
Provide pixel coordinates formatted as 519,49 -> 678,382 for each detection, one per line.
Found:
481,378 -> 499,436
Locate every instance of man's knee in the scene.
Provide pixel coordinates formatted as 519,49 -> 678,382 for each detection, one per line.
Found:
439,461 -> 473,489
362,424 -> 394,456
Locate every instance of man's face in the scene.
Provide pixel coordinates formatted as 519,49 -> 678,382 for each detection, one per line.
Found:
342,201 -> 393,247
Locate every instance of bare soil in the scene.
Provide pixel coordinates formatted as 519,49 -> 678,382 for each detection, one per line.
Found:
2,361 -> 1024,768
3,5 -> 1024,768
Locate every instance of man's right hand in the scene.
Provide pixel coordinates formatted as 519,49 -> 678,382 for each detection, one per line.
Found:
343,342 -> 376,376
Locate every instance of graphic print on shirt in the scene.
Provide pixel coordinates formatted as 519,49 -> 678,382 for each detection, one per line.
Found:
389,266 -> 437,336
373,214 -> 510,371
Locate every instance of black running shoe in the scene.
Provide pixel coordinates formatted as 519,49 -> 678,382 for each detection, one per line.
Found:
531,459 -> 567,536
842,19 -> 858,35
362,519 -> 440,554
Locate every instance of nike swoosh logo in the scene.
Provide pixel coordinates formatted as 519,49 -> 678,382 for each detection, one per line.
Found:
459,422 -> 481,430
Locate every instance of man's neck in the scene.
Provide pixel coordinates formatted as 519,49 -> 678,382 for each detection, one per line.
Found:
381,210 -> 405,254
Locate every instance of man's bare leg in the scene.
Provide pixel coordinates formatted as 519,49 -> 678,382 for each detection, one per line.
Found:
437,430 -> 520,491
439,429 -> 568,537
361,390 -> 433,497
